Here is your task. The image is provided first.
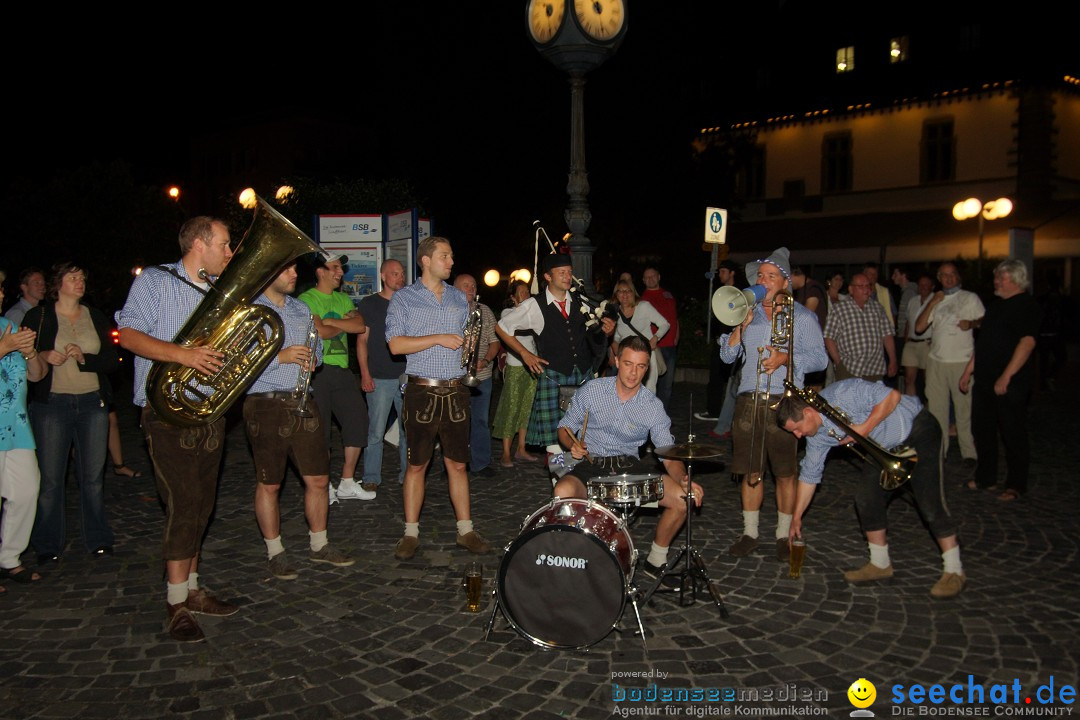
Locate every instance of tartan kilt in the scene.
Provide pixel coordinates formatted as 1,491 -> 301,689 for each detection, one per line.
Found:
526,366 -> 586,447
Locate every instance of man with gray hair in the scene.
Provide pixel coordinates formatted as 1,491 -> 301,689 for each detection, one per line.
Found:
959,259 -> 1040,500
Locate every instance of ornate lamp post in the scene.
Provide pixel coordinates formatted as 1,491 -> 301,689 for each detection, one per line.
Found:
526,0 -> 627,291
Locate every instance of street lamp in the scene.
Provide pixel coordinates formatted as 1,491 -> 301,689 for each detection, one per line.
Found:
952,197 -> 1013,277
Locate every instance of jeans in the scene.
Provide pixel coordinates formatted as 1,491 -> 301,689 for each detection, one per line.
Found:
30,393 -> 113,555
469,377 -> 493,471
362,377 -> 406,486
713,374 -> 737,435
654,346 -> 677,409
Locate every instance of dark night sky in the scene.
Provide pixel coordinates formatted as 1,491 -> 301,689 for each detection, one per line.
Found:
10,3 -> 782,295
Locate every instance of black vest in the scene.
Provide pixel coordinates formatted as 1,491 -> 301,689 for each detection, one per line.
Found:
536,293 -> 601,376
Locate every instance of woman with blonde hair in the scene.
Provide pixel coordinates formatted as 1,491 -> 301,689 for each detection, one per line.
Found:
609,279 -> 670,394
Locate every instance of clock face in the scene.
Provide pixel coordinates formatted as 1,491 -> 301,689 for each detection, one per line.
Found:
527,0 -> 567,44
573,0 -> 625,41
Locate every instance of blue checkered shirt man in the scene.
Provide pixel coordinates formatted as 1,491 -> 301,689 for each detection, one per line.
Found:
718,300 -> 828,393
798,378 -> 921,485
385,280 -> 469,380
247,294 -> 323,395
116,262 -> 211,407
558,376 -> 674,457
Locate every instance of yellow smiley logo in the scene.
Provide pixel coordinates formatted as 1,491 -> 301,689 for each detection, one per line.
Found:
847,678 -> 877,708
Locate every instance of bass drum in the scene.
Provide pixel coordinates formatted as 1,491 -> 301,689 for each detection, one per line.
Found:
497,498 -> 636,649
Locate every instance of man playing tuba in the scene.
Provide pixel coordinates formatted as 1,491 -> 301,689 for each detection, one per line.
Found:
116,216 -> 240,643
776,378 -> 966,598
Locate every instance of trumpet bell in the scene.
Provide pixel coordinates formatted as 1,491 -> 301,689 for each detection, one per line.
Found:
711,284 -> 768,325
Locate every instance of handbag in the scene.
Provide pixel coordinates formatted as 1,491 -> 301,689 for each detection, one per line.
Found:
617,310 -> 667,376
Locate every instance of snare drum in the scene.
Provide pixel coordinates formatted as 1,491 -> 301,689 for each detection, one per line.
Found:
586,473 -> 664,507
496,498 -> 636,649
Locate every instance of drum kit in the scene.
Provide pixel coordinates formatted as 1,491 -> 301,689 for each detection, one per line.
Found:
484,436 -> 727,652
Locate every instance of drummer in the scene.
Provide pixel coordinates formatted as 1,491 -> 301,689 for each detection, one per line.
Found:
553,336 -> 704,582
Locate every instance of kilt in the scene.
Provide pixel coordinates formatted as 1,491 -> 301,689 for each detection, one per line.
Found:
525,366 -> 587,447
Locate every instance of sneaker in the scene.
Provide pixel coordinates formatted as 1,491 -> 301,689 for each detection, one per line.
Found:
268,551 -> 299,580
728,534 -> 759,557
639,560 -> 681,590
930,571 -> 966,599
694,412 -> 718,421
843,562 -> 894,583
328,484 -> 338,505
310,545 -> 355,567
394,535 -> 419,561
166,602 -> 205,643
186,589 -> 239,617
456,531 -> 491,554
335,478 -> 365,500
474,467 -> 498,479
775,538 -> 790,562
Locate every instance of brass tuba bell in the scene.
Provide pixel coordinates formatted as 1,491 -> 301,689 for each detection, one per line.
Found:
147,196 -> 322,426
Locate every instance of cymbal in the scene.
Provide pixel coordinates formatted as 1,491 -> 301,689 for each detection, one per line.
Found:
652,442 -> 725,460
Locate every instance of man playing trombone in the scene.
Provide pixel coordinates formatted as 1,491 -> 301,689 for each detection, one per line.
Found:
717,247 -> 827,562
243,262 -> 355,581
776,379 -> 966,598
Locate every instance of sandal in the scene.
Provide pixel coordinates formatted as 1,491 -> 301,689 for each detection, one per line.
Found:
114,464 -> 143,478
998,488 -> 1021,502
0,566 -> 43,583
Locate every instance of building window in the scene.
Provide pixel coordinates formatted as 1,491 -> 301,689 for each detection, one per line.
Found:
921,119 -> 956,183
836,46 -> 855,73
740,145 -> 766,200
822,132 -> 853,193
890,36 -> 908,63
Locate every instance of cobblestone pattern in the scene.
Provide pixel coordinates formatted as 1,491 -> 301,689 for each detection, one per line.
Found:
0,380 -> 1076,718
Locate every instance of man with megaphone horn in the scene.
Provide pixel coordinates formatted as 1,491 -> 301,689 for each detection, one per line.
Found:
716,247 -> 827,563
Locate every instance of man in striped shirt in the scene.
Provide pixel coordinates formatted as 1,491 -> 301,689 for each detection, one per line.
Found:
386,237 -> 491,561
244,262 -> 355,581
554,336 -> 703,582
777,378 -> 966,599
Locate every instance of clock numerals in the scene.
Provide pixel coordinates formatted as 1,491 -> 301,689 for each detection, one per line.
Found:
528,0 -> 567,44
572,0 -> 624,41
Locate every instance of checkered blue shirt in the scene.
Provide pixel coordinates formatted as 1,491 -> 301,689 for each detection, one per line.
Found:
718,300 -> 828,393
385,280 -> 468,380
799,378 -> 922,485
115,262 -> 210,407
247,294 -> 323,395
558,377 -> 674,457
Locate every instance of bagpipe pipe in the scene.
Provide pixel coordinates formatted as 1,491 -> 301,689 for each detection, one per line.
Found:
531,220 -> 617,330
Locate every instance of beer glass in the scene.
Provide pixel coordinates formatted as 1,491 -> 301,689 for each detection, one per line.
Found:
463,562 -> 483,612
789,538 -> 807,579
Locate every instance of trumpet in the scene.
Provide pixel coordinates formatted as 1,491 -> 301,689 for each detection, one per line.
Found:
291,315 -> 319,417
460,296 -> 482,388
782,381 -> 917,490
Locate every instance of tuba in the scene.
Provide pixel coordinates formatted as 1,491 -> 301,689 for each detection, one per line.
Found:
460,296 -> 483,387
147,196 -> 322,426
782,381 -> 917,490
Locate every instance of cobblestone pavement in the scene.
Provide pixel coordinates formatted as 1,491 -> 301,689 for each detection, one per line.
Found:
1,378 -> 1077,719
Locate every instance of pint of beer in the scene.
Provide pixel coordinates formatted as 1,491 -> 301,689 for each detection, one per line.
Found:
463,562 -> 483,612
788,538 -> 807,579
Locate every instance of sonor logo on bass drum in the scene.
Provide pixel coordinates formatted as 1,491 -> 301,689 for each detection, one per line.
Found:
534,554 -> 588,570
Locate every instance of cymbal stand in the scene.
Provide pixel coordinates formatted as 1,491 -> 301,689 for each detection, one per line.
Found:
638,459 -> 729,617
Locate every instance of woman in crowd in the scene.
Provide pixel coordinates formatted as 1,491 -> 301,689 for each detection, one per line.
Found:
609,279 -> 670,394
24,262 -> 118,564
0,280 -> 46,586
492,280 -> 539,468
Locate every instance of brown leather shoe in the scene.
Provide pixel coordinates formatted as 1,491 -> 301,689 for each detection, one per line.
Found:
167,602 -> 205,642
930,572 -> 966,599
186,589 -> 239,617
394,535 -> 420,561
843,562 -> 894,583
728,534 -> 759,557
456,531 -> 491,554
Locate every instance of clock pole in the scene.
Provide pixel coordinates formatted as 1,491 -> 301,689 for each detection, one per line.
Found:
526,0 -> 627,294
565,72 -> 594,291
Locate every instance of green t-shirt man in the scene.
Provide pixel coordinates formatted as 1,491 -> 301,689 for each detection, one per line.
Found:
298,288 -> 355,369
